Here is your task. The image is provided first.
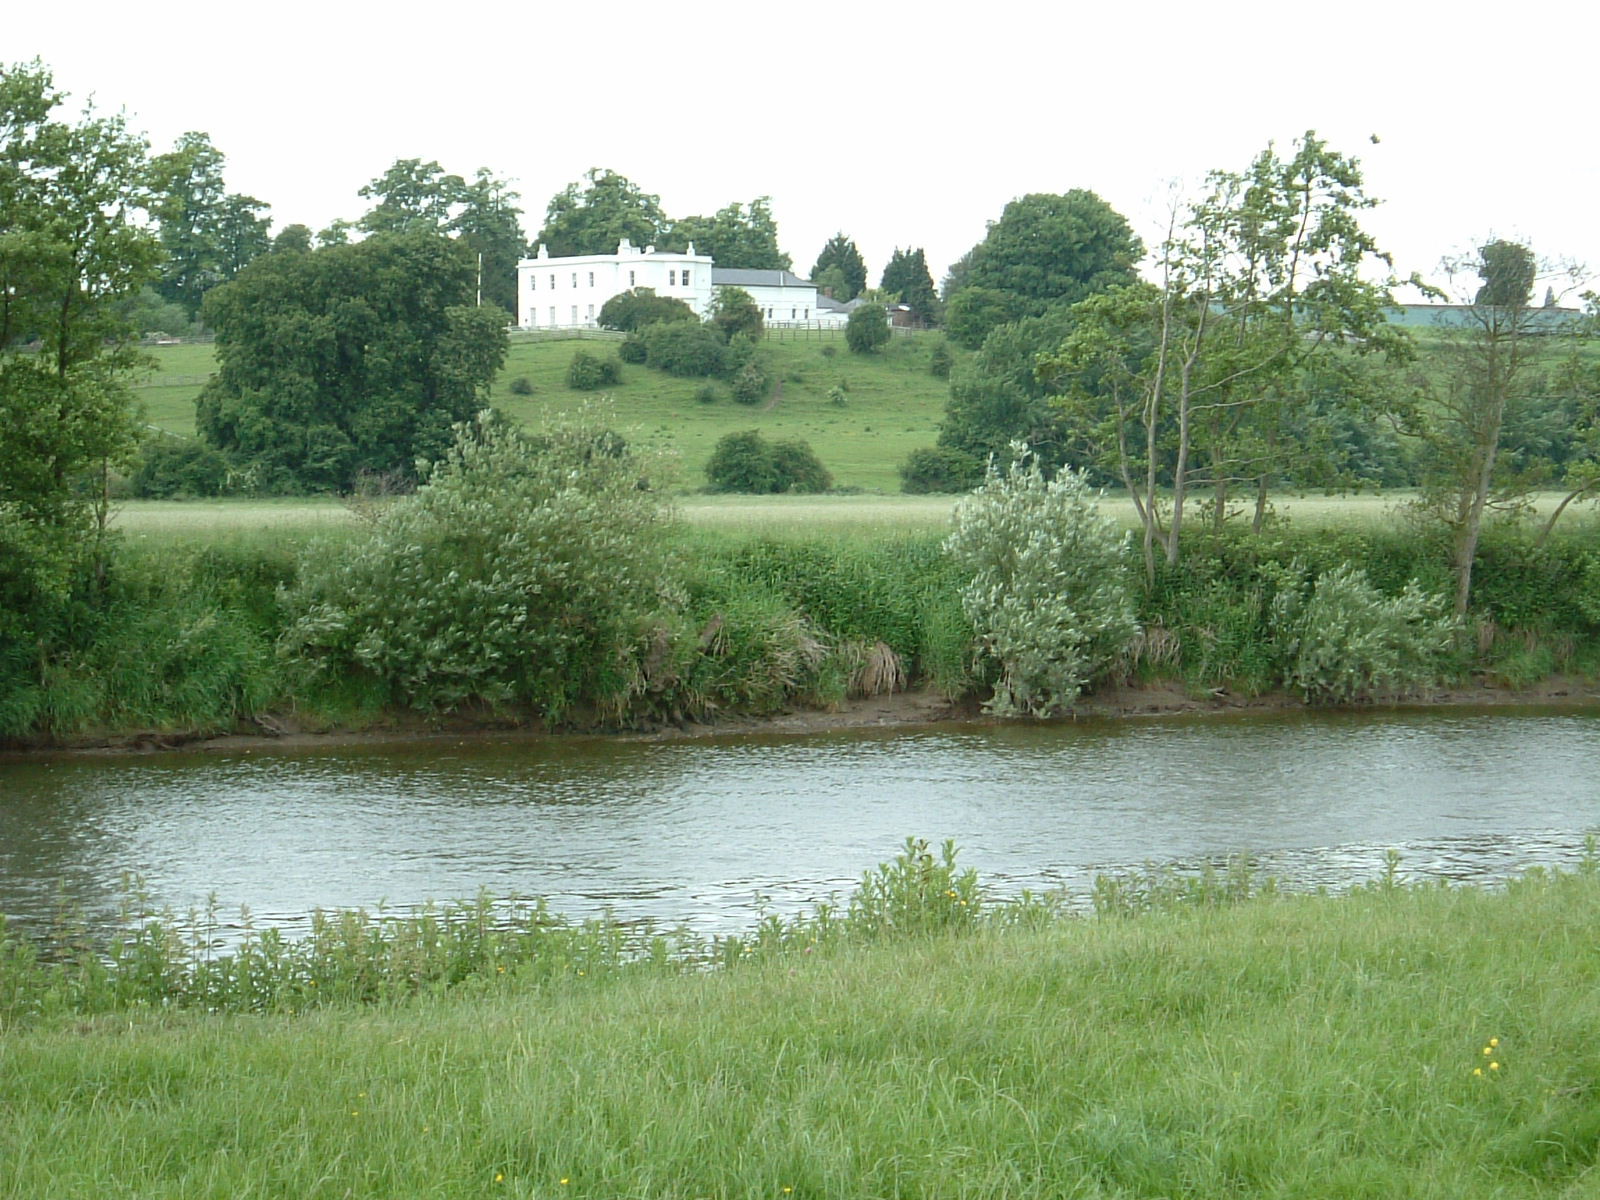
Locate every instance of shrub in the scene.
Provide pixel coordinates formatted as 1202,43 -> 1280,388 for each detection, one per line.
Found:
819,343 -> 837,359
642,321 -> 726,377
1271,564 -> 1459,705
507,375 -> 534,395
710,286 -> 763,342
846,304 -> 890,354
567,350 -> 620,391
898,446 -> 983,494
827,385 -> 848,407
731,358 -> 769,405
704,431 -> 776,493
723,331 -> 758,373
597,288 -> 697,332
929,338 -> 953,379
695,384 -> 720,404
705,430 -> 831,494
131,437 -> 231,499
617,334 -> 647,364
946,450 -> 1139,716
280,411 -> 676,719
769,438 -> 833,493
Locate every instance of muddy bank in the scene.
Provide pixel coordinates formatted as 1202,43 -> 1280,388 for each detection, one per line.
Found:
7,675 -> 1599,761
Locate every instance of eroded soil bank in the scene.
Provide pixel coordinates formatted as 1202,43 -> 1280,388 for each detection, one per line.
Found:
8,676 -> 1598,761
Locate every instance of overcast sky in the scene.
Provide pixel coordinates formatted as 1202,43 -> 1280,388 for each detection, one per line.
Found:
12,1 -> 1596,302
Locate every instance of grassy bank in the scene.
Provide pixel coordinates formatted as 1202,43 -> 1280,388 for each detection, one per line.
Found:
5,854 -> 1600,1197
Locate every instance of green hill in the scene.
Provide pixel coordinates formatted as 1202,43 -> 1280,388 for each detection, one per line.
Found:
131,331 -> 956,493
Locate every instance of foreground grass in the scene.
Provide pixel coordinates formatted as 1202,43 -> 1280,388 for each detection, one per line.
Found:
5,866 -> 1600,1198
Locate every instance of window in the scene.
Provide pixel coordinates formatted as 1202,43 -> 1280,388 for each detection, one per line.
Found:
529,309 -> 538,327
629,270 -> 635,287
790,309 -> 796,319
549,306 -> 556,326
669,269 -> 676,286
682,270 -> 690,286
571,273 -> 577,288
804,308 -> 809,319
586,304 -> 594,320
571,305 -> 578,324
529,275 -> 536,291
549,274 -> 555,289
588,272 -> 594,286
766,308 -> 773,318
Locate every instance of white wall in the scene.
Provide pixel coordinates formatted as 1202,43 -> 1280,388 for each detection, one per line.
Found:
739,283 -> 820,324
517,240 -> 713,327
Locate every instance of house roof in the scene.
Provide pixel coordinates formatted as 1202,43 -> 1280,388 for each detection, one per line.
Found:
711,268 -> 813,289
815,294 -> 862,314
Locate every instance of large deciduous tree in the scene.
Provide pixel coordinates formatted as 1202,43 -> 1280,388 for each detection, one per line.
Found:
196,232 -> 507,493
936,308 -> 1079,475
147,130 -> 271,317
811,233 -> 867,300
359,160 -> 525,315
358,158 -> 465,235
1042,133 -> 1407,580
451,169 -> 525,316
1,60 -> 160,637
536,168 -> 667,258
944,190 -> 1142,348
666,197 -> 790,270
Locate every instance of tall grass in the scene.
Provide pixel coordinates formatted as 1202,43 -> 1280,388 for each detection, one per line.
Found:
5,844 -> 1600,1197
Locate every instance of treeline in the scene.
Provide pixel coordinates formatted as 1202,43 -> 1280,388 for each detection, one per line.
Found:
3,415 -> 1597,746
908,137 -> 1600,622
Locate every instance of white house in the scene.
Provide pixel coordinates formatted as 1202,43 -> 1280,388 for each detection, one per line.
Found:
516,241 -> 830,328
518,239 -> 711,329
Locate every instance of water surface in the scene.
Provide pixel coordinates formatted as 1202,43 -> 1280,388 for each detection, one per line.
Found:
2,707 -> 1596,934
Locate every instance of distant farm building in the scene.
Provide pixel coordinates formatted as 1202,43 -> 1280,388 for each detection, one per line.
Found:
1385,303 -> 1583,333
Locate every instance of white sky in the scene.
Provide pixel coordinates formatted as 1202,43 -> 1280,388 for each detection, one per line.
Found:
11,1 -> 1596,301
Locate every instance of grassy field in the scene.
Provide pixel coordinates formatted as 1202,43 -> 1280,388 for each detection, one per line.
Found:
128,332 -> 953,493
5,864 -> 1600,1198
129,341 -> 216,436
110,489 -> 1599,545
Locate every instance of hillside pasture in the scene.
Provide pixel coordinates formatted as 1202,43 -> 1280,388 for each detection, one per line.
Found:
131,332 -> 954,493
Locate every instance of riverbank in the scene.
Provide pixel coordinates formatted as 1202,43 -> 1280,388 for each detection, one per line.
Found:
8,673 -> 1600,761
6,859 -> 1599,1198
7,505 -> 1600,755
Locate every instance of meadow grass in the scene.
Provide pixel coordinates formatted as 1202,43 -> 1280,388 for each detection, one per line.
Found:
5,857 -> 1600,1198
109,489 -> 1599,545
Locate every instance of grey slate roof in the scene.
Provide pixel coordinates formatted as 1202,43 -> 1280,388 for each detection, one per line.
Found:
710,268 -> 813,289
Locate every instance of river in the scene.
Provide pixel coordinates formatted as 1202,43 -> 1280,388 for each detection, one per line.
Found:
1,707 -> 1597,937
